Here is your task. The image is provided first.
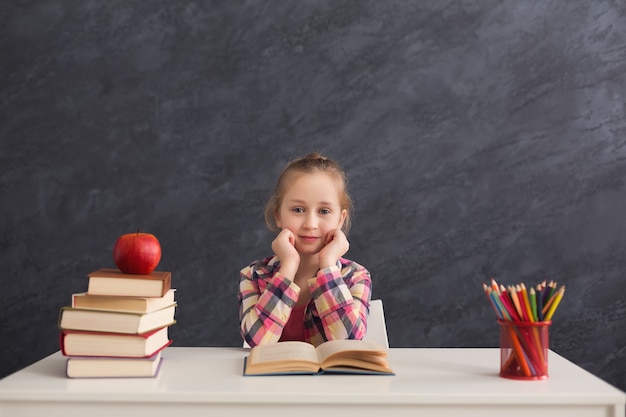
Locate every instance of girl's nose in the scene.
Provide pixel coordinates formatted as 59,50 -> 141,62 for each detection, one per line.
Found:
303,213 -> 318,229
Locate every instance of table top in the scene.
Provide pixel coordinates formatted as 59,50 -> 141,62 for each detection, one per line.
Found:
1,347 -> 624,409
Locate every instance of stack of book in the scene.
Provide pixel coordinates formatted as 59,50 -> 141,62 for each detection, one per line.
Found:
58,268 -> 176,378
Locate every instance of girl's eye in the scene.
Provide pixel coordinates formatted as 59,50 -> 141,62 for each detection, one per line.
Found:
292,207 -> 305,213
319,208 -> 331,215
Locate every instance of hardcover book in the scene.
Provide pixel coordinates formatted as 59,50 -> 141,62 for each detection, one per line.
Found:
72,289 -> 176,313
60,326 -> 172,357
65,351 -> 164,378
87,268 -> 171,298
243,339 -> 394,376
58,304 -> 176,334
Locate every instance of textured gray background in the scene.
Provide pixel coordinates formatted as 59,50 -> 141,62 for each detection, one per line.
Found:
1,1 -> 625,392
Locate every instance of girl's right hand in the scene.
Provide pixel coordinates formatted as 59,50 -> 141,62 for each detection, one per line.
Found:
272,229 -> 299,278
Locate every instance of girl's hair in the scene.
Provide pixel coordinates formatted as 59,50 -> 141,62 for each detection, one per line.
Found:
264,153 -> 353,233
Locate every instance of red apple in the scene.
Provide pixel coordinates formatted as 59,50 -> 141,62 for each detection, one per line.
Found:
113,231 -> 162,274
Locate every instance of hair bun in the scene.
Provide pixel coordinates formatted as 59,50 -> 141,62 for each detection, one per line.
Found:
305,152 -> 326,161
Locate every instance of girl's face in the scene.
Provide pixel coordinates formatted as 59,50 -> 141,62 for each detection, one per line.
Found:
276,172 -> 347,256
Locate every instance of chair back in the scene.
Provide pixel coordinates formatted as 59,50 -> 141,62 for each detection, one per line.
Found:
242,298 -> 389,348
363,299 -> 389,348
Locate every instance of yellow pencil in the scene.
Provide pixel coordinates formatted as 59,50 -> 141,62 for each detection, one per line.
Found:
544,286 -> 565,321
541,283 -> 561,316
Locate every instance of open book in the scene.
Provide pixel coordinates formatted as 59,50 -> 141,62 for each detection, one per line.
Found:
243,339 -> 394,376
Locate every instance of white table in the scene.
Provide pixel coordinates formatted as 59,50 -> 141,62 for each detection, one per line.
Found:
0,347 -> 624,417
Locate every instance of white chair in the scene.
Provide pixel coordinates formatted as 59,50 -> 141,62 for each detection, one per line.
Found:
363,299 -> 389,348
243,299 -> 389,348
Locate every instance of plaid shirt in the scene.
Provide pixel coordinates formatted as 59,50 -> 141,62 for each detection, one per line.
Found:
238,256 -> 372,347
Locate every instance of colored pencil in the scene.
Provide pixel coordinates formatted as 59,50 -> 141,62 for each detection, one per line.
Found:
508,286 -> 526,321
484,278 -> 564,323
529,287 -> 538,322
520,284 -> 534,323
507,326 -> 532,377
526,286 -> 546,365
498,287 -> 521,322
541,284 -> 563,317
491,292 -> 510,321
482,278 -> 565,378
542,280 -> 556,305
490,278 -> 499,293
483,284 -> 501,318
535,284 -> 544,321
544,286 -> 565,321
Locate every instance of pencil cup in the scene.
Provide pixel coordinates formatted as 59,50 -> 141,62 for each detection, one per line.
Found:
498,320 -> 551,380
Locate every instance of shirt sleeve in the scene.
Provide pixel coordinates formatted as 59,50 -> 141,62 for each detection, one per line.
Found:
238,264 -> 301,347
307,261 -> 372,342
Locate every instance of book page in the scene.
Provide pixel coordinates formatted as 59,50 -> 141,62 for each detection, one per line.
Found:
315,339 -> 386,363
248,341 -> 319,365
89,277 -> 162,296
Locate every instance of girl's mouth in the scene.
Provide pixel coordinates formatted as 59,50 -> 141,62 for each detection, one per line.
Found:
300,236 -> 319,242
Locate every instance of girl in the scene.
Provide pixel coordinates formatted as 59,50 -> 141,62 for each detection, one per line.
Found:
238,153 -> 372,347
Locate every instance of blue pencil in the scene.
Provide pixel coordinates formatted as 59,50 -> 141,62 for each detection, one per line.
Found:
490,291 -> 510,321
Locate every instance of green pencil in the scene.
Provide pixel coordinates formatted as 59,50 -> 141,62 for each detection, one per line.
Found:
529,287 -> 538,322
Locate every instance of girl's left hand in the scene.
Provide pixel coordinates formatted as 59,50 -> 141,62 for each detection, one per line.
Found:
318,229 -> 349,269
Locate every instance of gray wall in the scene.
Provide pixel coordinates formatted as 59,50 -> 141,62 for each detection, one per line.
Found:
2,1 -> 625,392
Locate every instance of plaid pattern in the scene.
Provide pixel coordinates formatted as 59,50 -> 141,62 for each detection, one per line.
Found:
238,256 -> 372,347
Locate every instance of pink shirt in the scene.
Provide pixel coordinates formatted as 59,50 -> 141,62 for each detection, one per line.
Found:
279,305 -> 306,342
239,256 -> 372,347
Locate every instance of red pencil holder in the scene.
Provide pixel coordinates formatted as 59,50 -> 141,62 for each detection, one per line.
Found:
498,320 -> 551,380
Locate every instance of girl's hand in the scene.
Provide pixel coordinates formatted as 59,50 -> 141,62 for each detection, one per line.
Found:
272,229 -> 299,278
318,229 -> 349,269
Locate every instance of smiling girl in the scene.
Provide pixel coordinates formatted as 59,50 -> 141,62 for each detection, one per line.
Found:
238,153 -> 372,347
